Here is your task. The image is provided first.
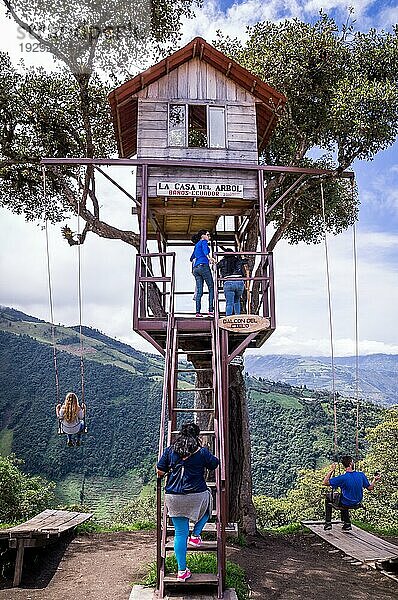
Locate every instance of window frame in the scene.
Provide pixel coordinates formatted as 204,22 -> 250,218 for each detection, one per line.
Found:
167,102 -> 227,149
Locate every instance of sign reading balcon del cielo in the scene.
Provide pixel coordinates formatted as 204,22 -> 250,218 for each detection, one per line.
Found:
157,182 -> 244,198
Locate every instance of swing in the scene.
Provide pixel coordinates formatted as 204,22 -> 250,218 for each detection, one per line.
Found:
320,179 -> 365,520
43,167 -> 88,444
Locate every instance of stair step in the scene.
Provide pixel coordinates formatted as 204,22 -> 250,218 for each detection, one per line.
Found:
175,387 -> 213,392
177,368 -> 213,373
165,540 -> 218,551
164,573 -> 218,586
173,408 -> 214,412
171,430 -> 215,435
177,350 -> 212,355
166,522 -> 238,536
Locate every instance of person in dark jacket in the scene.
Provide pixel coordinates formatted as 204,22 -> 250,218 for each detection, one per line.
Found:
157,422 -> 220,581
217,249 -> 248,316
190,230 -> 215,317
323,455 -> 381,531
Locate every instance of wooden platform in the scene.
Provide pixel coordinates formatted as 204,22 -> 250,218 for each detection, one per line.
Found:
0,509 -> 92,587
131,583 -> 237,599
302,520 -> 398,567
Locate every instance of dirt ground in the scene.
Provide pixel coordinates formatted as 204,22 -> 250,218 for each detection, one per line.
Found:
0,531 -> 397,600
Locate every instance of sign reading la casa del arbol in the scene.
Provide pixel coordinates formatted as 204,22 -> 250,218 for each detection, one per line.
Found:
218,314 -> 271,333
157,182 -> 244,198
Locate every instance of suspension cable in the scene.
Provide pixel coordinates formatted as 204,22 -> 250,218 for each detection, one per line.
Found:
43,167 -> 61,430
320,182 -> 338,459
351,180 -> 360,461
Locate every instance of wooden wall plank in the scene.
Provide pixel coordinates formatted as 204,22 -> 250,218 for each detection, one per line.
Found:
177,62 -> 189,98
187,59 -> 198,99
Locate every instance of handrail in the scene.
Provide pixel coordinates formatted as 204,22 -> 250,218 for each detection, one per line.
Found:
155,252 -> 176,593
212,272 -> 227,595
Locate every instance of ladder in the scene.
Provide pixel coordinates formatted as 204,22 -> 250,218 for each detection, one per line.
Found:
156,318 -> 228,598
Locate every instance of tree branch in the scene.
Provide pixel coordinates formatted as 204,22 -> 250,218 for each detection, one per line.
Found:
3,1 -> 75,70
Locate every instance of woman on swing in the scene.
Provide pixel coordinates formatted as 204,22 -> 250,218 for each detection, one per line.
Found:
56,392 -> 86,447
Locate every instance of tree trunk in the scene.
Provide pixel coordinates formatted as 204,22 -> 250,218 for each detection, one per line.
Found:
228,363 -> 257,535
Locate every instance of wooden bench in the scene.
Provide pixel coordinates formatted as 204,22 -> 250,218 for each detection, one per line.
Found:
0,509 -> 92,587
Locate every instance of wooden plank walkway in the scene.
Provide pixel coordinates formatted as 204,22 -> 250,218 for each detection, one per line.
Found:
0,509 -> 92,587
303,520 -> 398,566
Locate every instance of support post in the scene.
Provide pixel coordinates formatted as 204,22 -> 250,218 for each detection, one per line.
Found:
139,164 -> 148,254
13,539 -> 25,587
258,170 -> 267,252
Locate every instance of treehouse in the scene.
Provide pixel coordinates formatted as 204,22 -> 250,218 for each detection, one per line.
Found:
109,37 -> 285,243
108,37 -> 287,599
109,37 -> 286,353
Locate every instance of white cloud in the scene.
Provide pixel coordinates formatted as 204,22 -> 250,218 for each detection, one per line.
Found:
181,0 -> 298,44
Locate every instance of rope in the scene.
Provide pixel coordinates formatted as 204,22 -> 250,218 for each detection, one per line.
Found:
351,180 -> 360,461
43,167 -> 62,433
77,170 -> 86,430
320,182 -> 338,459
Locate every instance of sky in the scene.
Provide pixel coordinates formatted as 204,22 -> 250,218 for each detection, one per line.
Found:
0,0 -> 397,357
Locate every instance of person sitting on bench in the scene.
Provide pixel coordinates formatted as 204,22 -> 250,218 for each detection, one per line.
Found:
56,392 -> 85,447
323,455 -> 381,531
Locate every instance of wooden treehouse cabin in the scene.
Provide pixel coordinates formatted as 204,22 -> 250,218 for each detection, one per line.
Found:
109,37 -> 286,598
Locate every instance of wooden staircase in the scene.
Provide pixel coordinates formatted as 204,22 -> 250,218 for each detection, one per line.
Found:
156,318 -> 229,598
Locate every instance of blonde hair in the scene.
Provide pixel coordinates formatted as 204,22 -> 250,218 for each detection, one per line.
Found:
63,392 -> 80,423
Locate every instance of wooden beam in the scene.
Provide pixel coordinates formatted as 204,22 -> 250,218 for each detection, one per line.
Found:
152,207 -> 251,216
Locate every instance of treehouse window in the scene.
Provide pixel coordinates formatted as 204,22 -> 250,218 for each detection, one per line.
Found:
168,104 -> 186,147
168,104 -> 226,148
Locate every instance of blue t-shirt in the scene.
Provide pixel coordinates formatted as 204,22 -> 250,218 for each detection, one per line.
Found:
190,239 -> 210,267
329,471 -> 370,507
157,446 -> 220,494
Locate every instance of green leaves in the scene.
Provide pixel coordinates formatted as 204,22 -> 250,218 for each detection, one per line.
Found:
0,454 -> 55,523
216,14 -> 398,246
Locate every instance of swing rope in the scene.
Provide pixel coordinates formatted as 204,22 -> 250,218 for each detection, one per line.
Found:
43,167 -> 62,433
77,170 -> 86,431
351,180 -> 360,461
320,182 -> 338,460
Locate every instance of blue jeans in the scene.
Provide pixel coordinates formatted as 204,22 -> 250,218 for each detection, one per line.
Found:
66,421 -> 84,444
171,512 -> 210,571
224,280 -> 245,316
193,264 -> 214,313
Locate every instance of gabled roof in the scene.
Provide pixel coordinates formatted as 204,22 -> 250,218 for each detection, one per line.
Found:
108,37 -> 286,158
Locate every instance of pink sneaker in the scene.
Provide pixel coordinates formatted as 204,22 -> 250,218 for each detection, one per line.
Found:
177,568 -> 192,581
188,535 -> 202,547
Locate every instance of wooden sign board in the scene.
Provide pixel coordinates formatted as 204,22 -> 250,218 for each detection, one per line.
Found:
218,315 -> 271,332
157,182 -> 244,198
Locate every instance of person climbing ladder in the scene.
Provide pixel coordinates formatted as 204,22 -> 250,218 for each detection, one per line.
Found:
156,422 -> 220,581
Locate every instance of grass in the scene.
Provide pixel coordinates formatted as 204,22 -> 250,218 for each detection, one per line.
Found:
250,390 -> 303,410
353,520 -> 398,536
75,520 -> 155,534
143,553 -> 249,600
260,522 -> 305,535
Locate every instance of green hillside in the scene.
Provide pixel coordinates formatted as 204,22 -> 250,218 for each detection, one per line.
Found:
247,379 -> 383,496
0,306 -> 384,510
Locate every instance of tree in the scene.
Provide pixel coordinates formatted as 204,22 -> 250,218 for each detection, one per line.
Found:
0,455 -> 55,523
1,10 -> 398,533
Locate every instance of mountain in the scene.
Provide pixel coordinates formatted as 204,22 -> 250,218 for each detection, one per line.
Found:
0,306 -> 385,501
244,354 -> 398,406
